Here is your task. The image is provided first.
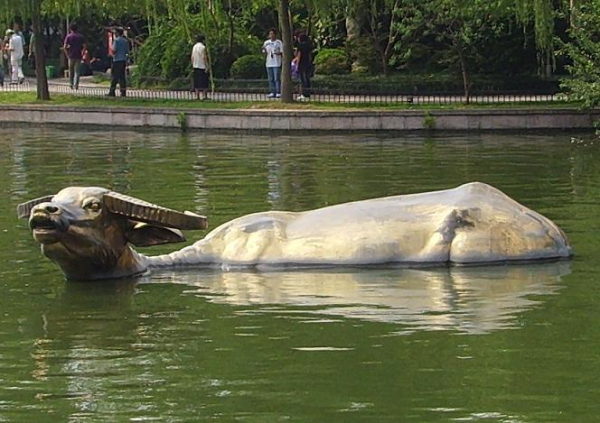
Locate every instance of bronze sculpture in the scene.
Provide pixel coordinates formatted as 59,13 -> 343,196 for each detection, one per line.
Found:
18,182 -> 572,281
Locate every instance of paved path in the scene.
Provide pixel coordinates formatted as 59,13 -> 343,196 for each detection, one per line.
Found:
1,78 -> 566,105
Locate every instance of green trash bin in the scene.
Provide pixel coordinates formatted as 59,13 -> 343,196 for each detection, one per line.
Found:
45,65 -> 56,79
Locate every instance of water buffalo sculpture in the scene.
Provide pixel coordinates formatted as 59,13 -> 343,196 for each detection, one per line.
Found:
17,182 -> 572,281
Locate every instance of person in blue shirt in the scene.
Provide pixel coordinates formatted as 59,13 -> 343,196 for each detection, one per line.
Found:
108,28 -> 129,97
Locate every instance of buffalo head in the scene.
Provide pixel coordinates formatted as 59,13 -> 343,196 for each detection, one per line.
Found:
17,187 -> 207,281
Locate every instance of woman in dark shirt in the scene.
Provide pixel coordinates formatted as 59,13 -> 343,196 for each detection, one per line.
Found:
294,32 -> 312,101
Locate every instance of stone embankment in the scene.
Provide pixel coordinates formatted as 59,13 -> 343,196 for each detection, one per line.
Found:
1,105 -> 598,131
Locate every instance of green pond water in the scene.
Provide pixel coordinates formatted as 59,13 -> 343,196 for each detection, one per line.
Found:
1,127 -> 600,422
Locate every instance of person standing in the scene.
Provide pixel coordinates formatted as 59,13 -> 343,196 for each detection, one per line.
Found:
6,29 -> 24,84
28,32 -> 35,71
13,22 -> 25,49
0,43 -> 4,87
108,28 -> 129,97
294,32 -> 313,101
91,42 -> 108,72
262,29 -> 282,98
63,23 -> 86,90
191,34 -> 209,100
1,33 -> 8,85
0,31 -> 7,86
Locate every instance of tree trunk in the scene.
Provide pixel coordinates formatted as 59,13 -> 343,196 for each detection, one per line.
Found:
382,42 -> 395,77
458,49 -> 469,104
32,0 -> 50,100
380,51 -> 388,76
377,41 -> 390,77
225,12 -> 235,73
306,2 -> 313,37
570,0 -> 579,28
371,34 -> 388,76
227,15 -> 234,54
346,4 -> 364,72
226,0 -> 234,54
346,16 -> 360,42
538,48 -> 553,78
381,1 -> 400,77
279,0 -> 293,103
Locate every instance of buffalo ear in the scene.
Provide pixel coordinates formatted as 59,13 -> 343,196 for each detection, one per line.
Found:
126,223 -> 186,247
16,195 -> 55,219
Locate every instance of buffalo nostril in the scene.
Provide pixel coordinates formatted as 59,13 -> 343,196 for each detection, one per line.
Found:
44,205 -> 59,214
31,202 -> 61,215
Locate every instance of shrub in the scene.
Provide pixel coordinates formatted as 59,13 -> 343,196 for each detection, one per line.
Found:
132,25 -> 174,86
346,37 -> 383,74
133,21 -> 264,86
230,55 -> 267,79
314,48 -> 350,75
161,27 -> 193,82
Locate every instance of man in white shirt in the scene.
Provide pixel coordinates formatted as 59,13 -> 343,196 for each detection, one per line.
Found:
6,29 -> 24,84
13,22 -> 26,51
191,34 -> 209,100
262,29 -> 282,98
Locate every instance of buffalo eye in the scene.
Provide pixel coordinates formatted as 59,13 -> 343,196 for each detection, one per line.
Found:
83,201 -> 102,212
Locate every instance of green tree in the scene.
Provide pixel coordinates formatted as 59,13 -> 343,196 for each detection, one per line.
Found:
364,0 -> 401,76
396,0 -> 512,102
0,0 -> 50,99
312,0 -> 402,75
560,0 -> 600,108
0,0 -> 157,100
513,0 -> 557,76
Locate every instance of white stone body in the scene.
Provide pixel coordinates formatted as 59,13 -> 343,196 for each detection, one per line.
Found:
148,182 -> 571,268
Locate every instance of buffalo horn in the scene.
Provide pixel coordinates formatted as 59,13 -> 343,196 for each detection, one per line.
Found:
103,192 -> 208,230
16,195 -> 55,219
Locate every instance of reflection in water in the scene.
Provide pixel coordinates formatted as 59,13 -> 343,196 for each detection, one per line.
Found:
148,262 -> 570,334
28,262 -> 570,420
32,280 -> 141,417
4,128 -> 597,421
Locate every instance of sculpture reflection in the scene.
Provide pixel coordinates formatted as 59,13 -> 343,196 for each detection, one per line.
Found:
27,262 -> 569,418
150,262 -> 570,334
30,279 -> 141,415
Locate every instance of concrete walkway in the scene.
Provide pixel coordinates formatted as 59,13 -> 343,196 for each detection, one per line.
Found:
1,77 -> 565,105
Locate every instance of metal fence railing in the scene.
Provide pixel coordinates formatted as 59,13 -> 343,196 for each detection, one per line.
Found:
0,78 -> 567,105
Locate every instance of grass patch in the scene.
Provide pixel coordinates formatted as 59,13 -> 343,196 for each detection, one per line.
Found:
0,92 -> 581,111
90,75 -> 111,86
